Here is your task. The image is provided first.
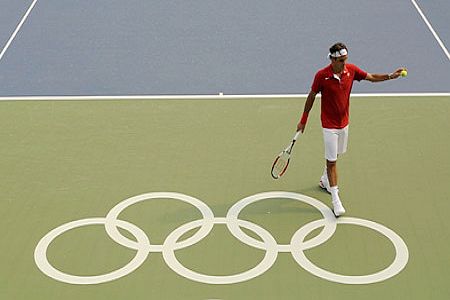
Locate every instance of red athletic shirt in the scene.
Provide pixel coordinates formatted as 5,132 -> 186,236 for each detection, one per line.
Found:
311,64 -> 367,129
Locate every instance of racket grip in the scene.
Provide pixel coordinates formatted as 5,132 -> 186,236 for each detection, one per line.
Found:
293,131 -> 301,141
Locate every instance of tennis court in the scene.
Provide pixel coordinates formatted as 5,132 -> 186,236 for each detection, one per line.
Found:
1,1 -> 449,300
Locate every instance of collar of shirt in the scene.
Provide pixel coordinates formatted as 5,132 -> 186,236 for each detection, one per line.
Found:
325,64 -> 349,82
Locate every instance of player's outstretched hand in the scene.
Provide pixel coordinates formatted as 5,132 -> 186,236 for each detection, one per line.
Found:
390,68 -> 407,79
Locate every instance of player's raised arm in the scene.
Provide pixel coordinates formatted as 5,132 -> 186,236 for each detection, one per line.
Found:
365,68 -> 406,82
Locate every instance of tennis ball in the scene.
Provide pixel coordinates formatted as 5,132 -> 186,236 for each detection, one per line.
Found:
401,70 -> 407,77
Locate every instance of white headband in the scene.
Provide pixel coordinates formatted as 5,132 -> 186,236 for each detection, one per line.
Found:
328,48 -> 348,58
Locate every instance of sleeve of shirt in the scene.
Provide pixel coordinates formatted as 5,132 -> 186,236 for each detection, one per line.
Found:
311,71 -> 322,93
352,65 -> 368,81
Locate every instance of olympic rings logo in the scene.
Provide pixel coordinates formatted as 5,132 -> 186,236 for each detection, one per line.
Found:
34,191 -> 409,285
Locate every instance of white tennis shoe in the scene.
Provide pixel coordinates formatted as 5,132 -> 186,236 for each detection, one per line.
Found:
332,199 -> 346,217
319,177 -> 331,194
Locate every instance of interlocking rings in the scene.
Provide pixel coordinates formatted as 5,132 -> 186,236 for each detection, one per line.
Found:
104,192 -> 215,252
34,218 -> 150,285
34,191 -> 409,285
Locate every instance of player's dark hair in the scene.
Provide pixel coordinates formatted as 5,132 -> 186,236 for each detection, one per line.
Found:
329,42 -> 347,54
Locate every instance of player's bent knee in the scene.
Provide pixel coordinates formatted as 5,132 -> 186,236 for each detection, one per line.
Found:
326,159 -> 337,166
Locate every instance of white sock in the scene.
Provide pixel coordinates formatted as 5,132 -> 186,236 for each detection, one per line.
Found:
321,168 -> 331,191
322,167 -> 328,182
330,186 -> 340,202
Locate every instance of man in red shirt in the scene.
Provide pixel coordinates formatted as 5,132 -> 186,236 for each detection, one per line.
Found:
297,42 -> 405,216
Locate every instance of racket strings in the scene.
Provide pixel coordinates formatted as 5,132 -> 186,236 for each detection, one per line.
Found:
271,133 -> 300,179
272,153 -> 290,177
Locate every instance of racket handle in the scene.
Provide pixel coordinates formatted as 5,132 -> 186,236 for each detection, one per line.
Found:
293,131 -> 301,141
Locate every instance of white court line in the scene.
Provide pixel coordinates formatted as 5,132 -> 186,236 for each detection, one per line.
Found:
0,93 -> 449,102
0,0 -> 38,63
410,0 -> 450,62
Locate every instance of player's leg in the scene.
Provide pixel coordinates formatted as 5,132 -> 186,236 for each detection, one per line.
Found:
326,159 -> 338,187
319,128 -> 339,193
327,125 -> 349,187
322,127 -> 347,216
319,165 -> 331,192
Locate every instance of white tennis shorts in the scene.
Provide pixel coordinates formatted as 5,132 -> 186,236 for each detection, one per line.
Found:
323,125 -> 349,161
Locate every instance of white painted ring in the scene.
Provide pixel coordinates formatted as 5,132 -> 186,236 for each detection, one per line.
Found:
162,217 -> 278,284
105,192 -> 215,252
226,191 -> 337,252
34,218 -> 150,284
34,192 -> 409,285
290,217 -> 409,284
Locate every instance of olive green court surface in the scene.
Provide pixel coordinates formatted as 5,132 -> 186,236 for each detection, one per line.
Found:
1,95 -> 449,299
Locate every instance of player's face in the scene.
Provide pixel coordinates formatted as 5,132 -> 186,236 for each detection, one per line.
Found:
331,55 -> 347,72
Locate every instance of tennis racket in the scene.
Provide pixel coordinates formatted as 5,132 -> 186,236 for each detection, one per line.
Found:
271,131 -> 301,179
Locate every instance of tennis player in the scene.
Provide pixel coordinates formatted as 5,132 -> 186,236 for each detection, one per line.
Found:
297,42 -> 405,216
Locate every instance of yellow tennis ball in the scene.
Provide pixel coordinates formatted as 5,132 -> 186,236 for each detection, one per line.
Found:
401,70 -> 407,77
